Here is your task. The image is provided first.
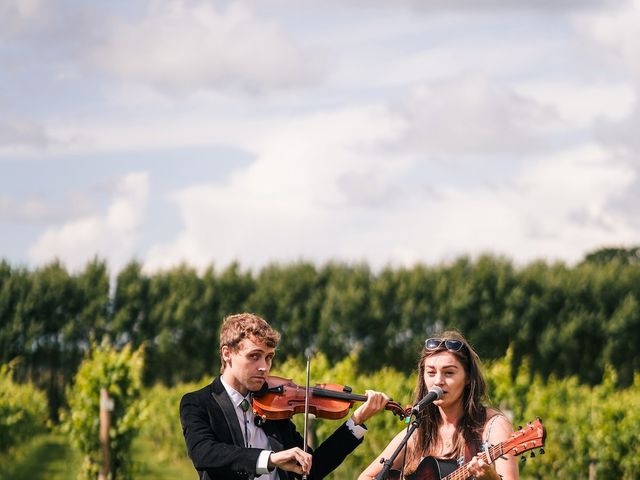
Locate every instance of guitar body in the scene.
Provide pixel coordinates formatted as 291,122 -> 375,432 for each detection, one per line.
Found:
388,457 -> 451,480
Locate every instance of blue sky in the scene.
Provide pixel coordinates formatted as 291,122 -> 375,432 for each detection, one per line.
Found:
1,0 -> 639,274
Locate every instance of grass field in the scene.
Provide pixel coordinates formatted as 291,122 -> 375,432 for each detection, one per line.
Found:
0,434 -> 196,480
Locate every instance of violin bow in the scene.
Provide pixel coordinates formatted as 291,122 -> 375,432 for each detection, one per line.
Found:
302,351 -> 311,480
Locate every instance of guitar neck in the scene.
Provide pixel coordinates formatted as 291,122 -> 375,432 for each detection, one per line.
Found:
442,445 -> 503,480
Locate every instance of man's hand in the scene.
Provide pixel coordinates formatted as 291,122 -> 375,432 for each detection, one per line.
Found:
268,447 -> 312,475
351,390 -> 390,425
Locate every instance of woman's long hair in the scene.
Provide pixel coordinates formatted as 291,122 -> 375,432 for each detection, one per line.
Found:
404,330 -> 488,474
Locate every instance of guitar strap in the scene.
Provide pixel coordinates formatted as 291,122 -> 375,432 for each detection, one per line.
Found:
464,412 -> 504,463
463,417 -> 489,463
464,440 -> 478,463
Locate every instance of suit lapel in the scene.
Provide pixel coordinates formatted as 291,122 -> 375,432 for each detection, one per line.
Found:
210,377 -> 245,447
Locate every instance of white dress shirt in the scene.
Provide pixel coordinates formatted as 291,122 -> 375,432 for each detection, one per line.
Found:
221,377 -> 276,479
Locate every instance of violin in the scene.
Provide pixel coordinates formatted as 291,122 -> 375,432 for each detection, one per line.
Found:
251,375 -> 411,424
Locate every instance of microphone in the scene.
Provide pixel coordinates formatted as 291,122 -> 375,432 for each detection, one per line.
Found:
411,386 -> 443,415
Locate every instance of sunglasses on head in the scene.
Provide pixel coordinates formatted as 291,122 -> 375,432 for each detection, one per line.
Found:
425,338 -> 465,352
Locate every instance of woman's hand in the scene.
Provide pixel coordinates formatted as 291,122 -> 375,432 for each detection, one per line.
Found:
466,454 -> 501,480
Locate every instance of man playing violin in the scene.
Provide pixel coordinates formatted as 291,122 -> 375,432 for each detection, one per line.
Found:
180,312 -> 390,479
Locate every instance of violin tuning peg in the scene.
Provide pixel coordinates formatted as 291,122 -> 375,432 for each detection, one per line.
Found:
518,425 -> 522,430
520,456 -> 527,463
530,451 -> 535,458
539,448 -> 545,455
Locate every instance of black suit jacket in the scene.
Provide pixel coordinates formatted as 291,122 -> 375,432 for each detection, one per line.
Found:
180,377 -> 363,480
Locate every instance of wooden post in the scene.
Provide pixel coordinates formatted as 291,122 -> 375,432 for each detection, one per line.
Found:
99,388 -> 114,480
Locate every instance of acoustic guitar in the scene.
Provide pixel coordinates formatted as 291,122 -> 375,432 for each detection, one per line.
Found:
389,417 -> 546,480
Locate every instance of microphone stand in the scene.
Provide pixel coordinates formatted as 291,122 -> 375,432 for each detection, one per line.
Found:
374,412 -> 422,480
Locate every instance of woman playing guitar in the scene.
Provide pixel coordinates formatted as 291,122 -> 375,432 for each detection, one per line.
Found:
358,331 -> 519,480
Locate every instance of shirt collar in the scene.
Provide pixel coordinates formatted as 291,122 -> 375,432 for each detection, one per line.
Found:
220,376 -> 250,410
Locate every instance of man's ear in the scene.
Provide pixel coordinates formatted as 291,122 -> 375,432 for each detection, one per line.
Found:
221,345 -> 232,367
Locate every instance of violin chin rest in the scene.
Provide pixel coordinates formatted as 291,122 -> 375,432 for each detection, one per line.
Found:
252,380 -> 270,397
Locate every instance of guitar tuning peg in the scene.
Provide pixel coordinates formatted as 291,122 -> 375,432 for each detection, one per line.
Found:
539,448 -> 545,455
530,451 -> 536,458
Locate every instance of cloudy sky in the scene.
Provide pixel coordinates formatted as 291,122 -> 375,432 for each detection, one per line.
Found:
1,0 -> 639,274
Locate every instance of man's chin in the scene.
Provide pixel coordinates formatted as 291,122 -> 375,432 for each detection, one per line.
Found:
250,377 -> 268,393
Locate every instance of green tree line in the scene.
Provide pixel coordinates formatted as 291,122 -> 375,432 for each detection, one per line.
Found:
2,247 -> 640,419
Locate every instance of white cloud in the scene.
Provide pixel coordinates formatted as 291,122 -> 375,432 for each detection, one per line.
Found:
257,0 -> 614,13
143,83 -> 639,272
0,195 -> 52,222
92,0 -> 322,94
0,119 -> 51,148
393,74 -> 558,155
28,172 -> 149,272
143,105 -> 409,271
5,0 -> 640,274
431,145 -> 637,264
515,81 -> 636,126
0,0 -> 45,36
573,0 -> 640,78
571,0 -> 640,158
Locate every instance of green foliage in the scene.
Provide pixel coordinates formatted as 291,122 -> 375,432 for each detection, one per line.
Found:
0,361 -> 48,453
0,259 -> 110,420
0,433 -> 82,480
139,380 -> 203,464
485,356 -> 640,479
3,246 -> 640,433
582,246 -> 640,265
246,262 -> 325,359
61,341 -> 145,480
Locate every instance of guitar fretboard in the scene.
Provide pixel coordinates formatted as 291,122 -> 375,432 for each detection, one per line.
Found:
442,444 -> 504,480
